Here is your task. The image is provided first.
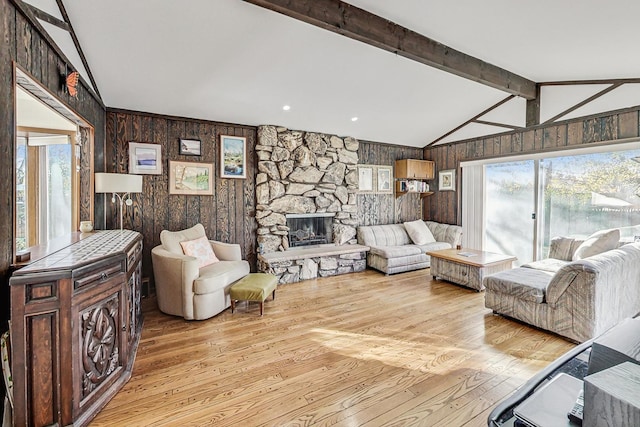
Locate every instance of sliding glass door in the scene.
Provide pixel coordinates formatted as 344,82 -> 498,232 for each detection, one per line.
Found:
538,151 -> 640,256
485,161 -> 536,265
482,146 -> 640,264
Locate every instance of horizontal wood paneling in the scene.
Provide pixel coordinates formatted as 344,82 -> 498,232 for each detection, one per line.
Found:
424,107 -> 640,225
105,109 -> 258,283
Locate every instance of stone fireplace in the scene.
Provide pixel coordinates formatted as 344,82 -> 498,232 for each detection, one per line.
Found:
255,125 -> 360,253
255,125 -> 369,284
286,213 -> 334,248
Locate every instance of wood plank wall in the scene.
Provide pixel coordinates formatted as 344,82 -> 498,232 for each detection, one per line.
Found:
105,109 -> 258,282
104,117 -> 423,282
423,107 -> 640,225
0,0 -> 106,332
357,141 -> 424,225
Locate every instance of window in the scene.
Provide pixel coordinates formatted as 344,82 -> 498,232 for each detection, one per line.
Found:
463,142 -> 640,264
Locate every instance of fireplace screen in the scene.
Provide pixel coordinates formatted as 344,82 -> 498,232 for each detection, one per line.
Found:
287,214 -> 333,248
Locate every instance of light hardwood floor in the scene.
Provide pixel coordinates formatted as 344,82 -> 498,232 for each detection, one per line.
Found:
90,269 -> 574,427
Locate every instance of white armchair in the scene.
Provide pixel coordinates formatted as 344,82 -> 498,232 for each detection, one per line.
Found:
151,223 -> 250,320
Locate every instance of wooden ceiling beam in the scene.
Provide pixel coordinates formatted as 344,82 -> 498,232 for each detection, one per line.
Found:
243,0 -> 537,99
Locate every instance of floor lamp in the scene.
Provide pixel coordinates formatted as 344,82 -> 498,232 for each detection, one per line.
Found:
95,173 -> 143,231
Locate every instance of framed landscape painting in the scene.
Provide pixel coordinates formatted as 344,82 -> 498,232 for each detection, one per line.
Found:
169,161 -> 213,195
220,135 -> 247,179
129,142 -> 162,174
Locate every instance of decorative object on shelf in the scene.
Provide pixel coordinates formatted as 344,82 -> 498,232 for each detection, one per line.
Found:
358,165 -> 374,192
179,138 -> 201,156
95,173 -> 143,230
129,142 -> 162,175
79,221 -> 93,233
439,169 -> 456,191
168,161 -> 214,195
377,166 -> 393,193
220,135 -> 247,178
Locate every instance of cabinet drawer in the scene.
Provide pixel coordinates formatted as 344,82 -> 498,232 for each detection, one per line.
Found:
74,262 -> 125,290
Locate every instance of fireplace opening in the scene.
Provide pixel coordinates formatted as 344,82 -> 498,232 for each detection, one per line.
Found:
286,213 -> 334,248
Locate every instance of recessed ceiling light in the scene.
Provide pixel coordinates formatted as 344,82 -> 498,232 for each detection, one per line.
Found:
282,105 -> 291,111
351,117 -> 358,122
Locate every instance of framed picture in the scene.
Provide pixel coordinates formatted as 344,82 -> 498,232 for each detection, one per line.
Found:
220,135 -> 247,179
439,169 -> 456,191
179,138 -> 201,156
358,166 -> 374,192
169,161 -> 213,195
129,142 -> 162,175
377,166 -> 393,194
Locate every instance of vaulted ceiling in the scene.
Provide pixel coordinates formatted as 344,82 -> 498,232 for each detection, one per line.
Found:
29,0 -> 640,147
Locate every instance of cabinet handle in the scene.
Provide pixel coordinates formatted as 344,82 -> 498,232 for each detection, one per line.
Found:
100,272 -> 108,281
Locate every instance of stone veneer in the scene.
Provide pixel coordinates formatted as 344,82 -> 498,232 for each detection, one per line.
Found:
258,244 -> 369,284
255,125 -> 360,253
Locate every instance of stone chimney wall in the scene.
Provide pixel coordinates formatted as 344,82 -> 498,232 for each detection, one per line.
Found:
256,125 -> 360,253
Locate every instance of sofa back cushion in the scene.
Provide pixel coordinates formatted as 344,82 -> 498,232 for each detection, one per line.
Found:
160,223 -> 207,254
357,224 -> 412,247
572,229 -> 620,261
404,220 -> 436,245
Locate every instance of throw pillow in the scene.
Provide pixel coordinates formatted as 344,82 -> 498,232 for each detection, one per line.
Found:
180,235 -> 219,267
403,220 -> 436,245
572,229 -> 620,261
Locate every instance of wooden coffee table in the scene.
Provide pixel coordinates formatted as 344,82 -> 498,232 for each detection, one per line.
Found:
426,248 -> 516,291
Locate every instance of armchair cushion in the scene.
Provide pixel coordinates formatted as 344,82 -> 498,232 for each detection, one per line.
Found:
194,260 -> 250,294
161,223 -> 207,254
180,235 -> 219,267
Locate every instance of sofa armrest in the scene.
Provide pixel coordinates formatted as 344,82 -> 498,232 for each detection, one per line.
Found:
546,243 -> 640,339
210,240 -> 242,261
425,221 -> 462,247
151,246 -> 200,319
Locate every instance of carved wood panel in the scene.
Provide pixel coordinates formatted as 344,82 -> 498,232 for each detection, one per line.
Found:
81,294 -> 120,399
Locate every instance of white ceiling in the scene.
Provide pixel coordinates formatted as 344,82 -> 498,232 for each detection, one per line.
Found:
57,0 -> 640,147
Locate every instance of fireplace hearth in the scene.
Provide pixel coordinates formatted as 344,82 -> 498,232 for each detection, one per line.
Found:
286,213 -> 335,248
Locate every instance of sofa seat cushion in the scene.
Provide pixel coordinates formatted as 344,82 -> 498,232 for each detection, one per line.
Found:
521,258 -> 568,273
484,268 -> 555,304
417,242 -> 452,252
193,260 -> 250,294
369,245 -> 423,259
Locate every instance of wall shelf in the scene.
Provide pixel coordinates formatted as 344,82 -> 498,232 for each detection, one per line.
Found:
394,159 -> 435,198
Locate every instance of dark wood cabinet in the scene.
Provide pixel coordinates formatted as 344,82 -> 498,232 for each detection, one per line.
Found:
9,230 -> 143,427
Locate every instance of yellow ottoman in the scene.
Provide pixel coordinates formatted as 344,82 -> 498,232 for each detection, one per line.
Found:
230,273 -> 278,316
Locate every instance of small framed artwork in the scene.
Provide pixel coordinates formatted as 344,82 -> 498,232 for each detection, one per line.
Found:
358,165 -> 374,192
129,142 -> 162,175
179,138 -> 201,156
439,169 -> 456,191
169,161 -> 213,195
377,166 -> 393,194
220,135 -> 247,179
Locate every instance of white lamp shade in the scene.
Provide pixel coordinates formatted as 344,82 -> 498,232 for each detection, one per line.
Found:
95,173 -> 142,194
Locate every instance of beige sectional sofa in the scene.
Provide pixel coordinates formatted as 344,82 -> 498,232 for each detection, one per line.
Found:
484,231 -> 640,342
357,221 -> 462,274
